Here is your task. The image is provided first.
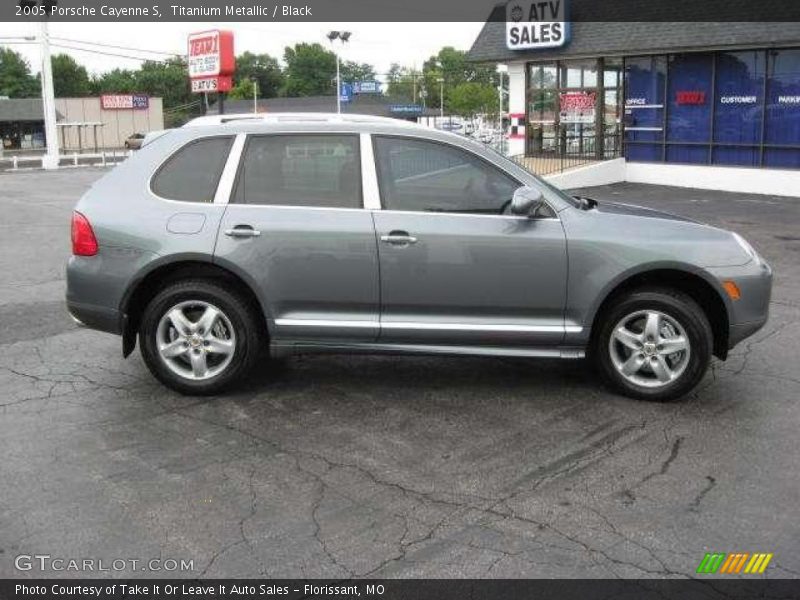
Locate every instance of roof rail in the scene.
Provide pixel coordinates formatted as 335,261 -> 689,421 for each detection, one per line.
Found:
184,112 -> 416,128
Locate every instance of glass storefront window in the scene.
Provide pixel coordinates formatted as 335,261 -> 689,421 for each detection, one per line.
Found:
666,53 -> 713,164
765,48 -> 800,168
624,55 -> 666,162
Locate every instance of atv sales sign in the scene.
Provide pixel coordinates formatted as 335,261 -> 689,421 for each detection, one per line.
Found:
506,0 -> 570,50
188,30 -> 235,93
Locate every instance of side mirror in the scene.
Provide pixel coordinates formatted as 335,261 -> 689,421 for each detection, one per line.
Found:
510,186 -> 544,217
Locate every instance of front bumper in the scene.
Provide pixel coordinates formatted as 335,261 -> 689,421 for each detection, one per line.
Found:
707,257 -> 772,350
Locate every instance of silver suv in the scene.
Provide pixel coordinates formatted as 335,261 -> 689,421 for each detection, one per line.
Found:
66,113 -> 772,401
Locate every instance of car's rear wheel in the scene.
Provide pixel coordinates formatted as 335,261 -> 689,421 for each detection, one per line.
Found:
139,280 -> 263,395
593,287 -> 713,402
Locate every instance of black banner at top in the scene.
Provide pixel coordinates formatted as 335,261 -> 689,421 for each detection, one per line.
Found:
4,0 -> 800,22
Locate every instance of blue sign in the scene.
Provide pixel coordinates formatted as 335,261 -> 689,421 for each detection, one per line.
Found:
353,81 -> 382,94
339,82 -> 353,103
390,104 -> 422,114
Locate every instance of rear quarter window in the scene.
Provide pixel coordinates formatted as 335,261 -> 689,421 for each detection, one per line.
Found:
151,136 -> 233,202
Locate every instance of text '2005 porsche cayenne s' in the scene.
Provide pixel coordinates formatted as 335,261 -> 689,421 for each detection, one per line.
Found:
66,113 -> 772,401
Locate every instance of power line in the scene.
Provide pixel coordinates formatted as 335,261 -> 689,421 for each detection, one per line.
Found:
50,37 -> 181,57
50,43 -> 174,63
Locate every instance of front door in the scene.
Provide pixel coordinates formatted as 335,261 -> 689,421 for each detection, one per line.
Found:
371,135 -> 568,347
215,133 -> 379,343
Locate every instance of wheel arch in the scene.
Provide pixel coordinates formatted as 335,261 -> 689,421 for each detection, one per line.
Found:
587,265 -> 731,360
119,255 -> 269,358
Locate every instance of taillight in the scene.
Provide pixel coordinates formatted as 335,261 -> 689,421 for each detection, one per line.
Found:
71,211 -> 98,256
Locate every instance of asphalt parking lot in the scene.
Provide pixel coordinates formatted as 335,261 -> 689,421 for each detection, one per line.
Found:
1,169 -> 799,580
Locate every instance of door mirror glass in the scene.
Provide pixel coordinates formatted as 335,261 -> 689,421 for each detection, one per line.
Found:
510,186 -> 544,216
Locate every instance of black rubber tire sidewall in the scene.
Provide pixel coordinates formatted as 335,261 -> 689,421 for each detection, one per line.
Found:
139,279 -> 262,396
593,287 -> 713,402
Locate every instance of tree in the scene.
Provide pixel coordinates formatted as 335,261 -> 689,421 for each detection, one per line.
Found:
282,43 -> 336,97
91,68 -> 137,95
448,82 -> 498,120
234,51 -> 284,98
340,61 -> 376,83
51,54 -> 92,97
0,48 -> 38,98
385,63 -> 421,103
134,58 -> 193,110
421,46 -> 498,110
228,78 -> 256,101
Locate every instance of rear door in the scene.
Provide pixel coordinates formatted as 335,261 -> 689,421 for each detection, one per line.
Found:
371,135 -> 569,347
214,133 -> 380,342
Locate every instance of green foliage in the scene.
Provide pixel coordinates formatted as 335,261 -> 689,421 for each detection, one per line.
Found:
385,63 -> 421,103
228,78 -> 256,101
0,48 -> 38,98
282,43 -> 336,97
134,58 -> 193,110
340,61 -> 376,83
90,68 -> 138,95
234,51 -> 284,98
51,54 -> 92,97
448,82 -> 498,119
421,46 -> 498,111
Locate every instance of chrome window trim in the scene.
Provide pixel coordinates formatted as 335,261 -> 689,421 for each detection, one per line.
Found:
360,133 -> 381,210
214,133 -> 246,205
275,318 -> 582,334
372,209 -> 559,221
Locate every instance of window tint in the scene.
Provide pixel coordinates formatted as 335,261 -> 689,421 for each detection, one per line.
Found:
373,137 -> 519,214
233,135 -> 361,208
152,136 -> 233,202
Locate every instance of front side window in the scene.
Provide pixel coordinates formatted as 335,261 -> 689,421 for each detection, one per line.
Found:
151,136 -> 233,202
373,137 -> 519,214
232,134 -> 361,208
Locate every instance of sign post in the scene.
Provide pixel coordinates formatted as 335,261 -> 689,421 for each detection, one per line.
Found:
188,30 -> 235,115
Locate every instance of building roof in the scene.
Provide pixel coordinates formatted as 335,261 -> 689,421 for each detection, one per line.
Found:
0,98 -> 64,122
210,94 -> 439,119
469,10 -> 800,63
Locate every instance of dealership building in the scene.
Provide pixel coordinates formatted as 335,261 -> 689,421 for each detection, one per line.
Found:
469,12 -> 800,194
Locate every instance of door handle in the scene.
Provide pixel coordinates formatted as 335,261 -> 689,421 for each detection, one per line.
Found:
224,225 -> 261,238
380,231 -> 418,245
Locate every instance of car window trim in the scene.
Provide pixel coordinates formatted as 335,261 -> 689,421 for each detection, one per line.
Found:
148,134 -> 236,205
370,133 -> 557,220
229,132 -> 364,209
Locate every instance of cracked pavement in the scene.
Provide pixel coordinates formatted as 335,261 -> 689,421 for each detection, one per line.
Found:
0,170 -> 798,579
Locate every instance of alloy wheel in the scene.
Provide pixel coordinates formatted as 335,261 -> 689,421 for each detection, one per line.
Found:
155,300 -> 236,381
608,309 -> 691,388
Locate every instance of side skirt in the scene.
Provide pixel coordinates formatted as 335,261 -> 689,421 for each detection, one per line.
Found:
270,341 -> 586,360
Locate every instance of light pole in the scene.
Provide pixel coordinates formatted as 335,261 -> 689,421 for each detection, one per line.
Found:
437,77 -> 444,119
327,31 -> 351,114
496,64 -> 508,154
250,76 -> 258,114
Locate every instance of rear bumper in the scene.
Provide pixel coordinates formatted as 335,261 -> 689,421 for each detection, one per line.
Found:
67,300 -> 122,335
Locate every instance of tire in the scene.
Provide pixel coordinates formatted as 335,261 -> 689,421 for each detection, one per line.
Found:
592,287 -> 713,402
139,279 -> 264,395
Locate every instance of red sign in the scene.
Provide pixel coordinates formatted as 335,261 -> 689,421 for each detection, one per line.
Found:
188,30 -> 235,94
676,91 -> 706,105
559,91 -> 596,124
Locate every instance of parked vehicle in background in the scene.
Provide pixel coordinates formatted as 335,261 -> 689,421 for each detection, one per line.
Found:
67,113 -> 771,401
124,133 -> 146,150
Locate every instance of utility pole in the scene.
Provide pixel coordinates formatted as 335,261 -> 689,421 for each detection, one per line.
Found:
438,77 -> 444,119
36,9 -> 59,169
250,77 -> 258,114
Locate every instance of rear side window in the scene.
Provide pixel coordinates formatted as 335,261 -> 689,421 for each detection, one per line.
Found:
232,134 -> 361,208
151,136 -> 233,202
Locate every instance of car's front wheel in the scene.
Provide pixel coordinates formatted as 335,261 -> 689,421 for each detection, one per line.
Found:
593,287 -> 713,402
139,280 -> 263,395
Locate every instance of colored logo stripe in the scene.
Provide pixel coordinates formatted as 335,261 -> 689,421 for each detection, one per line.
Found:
697,552 -> 773,574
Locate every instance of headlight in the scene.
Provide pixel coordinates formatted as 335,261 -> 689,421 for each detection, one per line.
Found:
732,232 -> 760,263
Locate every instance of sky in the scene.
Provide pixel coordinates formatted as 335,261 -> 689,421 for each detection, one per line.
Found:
0,22 -> 486,80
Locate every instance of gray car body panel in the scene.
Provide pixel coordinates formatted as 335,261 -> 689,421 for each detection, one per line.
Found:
66,116 -> 772,361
